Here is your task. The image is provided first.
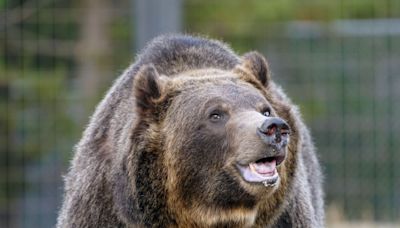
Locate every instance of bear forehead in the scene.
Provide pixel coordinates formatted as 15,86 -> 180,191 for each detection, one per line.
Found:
172,68 -> 231,79
169,77 -> 268,111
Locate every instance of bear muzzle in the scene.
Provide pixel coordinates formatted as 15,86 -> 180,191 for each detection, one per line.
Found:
236,116 -> 290,187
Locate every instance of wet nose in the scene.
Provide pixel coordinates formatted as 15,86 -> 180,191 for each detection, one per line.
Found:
258,117 -> 290,144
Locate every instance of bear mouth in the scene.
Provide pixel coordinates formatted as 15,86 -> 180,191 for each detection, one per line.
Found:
236,155 -> 285,186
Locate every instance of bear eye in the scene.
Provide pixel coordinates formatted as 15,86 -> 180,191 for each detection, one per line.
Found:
262,109 -> 271,117
209,110 -> 225,122
210,114 -> 221,120
210,113 -> 222,121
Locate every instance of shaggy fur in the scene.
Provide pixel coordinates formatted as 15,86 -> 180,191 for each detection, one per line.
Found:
57,34 -> 324,227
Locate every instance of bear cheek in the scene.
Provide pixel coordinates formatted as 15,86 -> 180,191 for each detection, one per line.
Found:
169,125 -> 231,203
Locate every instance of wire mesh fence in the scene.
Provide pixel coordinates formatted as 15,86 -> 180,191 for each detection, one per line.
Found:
1,0 -> 399,227
261,23 -> 400,221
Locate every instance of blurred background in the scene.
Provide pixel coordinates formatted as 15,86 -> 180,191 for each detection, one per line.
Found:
1,0 -> 399,227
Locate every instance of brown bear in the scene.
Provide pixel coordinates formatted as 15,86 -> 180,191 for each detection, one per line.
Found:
57,34 -> 324,227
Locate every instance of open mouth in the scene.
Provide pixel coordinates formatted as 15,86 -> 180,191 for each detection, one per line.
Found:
236,155 -> 285,186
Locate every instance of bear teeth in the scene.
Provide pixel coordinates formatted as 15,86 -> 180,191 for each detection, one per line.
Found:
256,155 -> 285,166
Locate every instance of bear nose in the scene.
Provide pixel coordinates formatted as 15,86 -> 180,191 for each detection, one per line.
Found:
258,117 -> 290,144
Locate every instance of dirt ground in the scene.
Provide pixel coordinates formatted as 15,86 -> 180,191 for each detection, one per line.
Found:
328,222 -> 399,228
326,204 -> 399,228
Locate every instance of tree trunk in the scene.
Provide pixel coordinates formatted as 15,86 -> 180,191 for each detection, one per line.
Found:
75,0 -> 111,121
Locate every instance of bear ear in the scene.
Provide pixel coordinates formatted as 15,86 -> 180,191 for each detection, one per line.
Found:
133,64 -> 164,112
237,51 -> 271,87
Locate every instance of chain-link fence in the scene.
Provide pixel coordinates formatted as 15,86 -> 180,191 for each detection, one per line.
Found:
261,20 -> 400,221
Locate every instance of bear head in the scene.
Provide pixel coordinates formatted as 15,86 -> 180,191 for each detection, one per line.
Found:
130,52 -> 298,227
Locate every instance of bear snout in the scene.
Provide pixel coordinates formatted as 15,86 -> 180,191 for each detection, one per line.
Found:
257,117 -> 290,151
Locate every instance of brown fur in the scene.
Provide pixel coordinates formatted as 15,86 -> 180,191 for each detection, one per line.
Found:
57,34 -> 324,227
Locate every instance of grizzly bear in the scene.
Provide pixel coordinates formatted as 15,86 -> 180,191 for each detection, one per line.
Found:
57,34 -> 324,227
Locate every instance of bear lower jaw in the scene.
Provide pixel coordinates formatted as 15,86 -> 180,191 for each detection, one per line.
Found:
262,174 -> 279,187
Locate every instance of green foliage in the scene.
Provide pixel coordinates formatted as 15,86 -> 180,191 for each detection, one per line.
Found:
0,62 -> 78,207
184,0 -> 400,51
